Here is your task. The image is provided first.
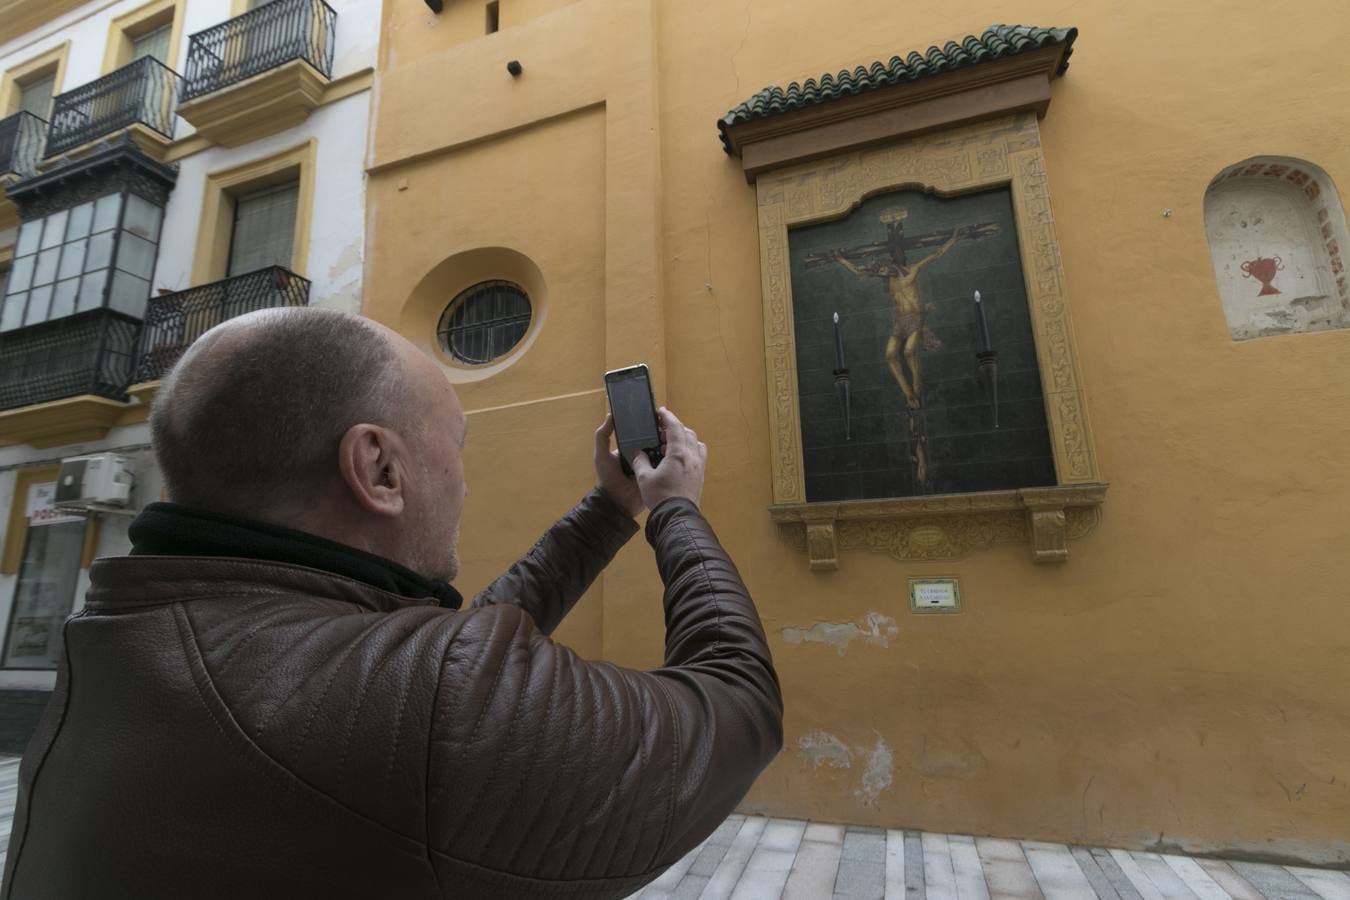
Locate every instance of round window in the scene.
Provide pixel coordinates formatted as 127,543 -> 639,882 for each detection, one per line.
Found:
437,280 -> 532,365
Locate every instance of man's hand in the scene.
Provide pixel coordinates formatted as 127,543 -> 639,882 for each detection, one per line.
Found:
632,408 -> 707,510
594,415 -> 644,518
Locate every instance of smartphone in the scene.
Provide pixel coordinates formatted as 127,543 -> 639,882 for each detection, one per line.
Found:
604,364 -> 663,476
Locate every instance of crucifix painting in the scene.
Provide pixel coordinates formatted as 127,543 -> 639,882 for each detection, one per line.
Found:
788,186 -> 1058,501
806,211 -> 1001,486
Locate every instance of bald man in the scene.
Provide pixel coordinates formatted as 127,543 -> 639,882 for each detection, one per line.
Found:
2,308 -> 782,900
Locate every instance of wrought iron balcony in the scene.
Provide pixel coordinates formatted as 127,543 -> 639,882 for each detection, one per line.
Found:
0,310 -> 140,411
45,56 -> 179,159
135,266 -> 311,383
0,112 -> 46,180
182,0 -> 336,103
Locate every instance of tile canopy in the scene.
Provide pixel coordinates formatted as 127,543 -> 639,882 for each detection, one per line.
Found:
718,24 -> 1077,152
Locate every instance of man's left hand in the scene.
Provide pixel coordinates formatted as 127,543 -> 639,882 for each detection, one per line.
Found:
594,415 -> 643,518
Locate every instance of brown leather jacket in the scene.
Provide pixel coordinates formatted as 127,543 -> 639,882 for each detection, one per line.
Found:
2,493 -> 783,899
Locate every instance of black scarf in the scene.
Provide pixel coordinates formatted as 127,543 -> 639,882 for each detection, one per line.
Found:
128,502 -> 464,610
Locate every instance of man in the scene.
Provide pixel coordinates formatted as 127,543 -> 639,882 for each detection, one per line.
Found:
2,308 -> 782,899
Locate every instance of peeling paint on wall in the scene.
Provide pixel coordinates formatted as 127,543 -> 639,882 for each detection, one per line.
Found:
797,731 -> 852,769
913,734 -> 987,779
781,612 -> 898,656
327,240 -> 364,284
316,239 -> 365,314
856,735 -> 894,807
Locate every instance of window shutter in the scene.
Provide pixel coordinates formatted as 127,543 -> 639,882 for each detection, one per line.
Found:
131,25 -> 172,64
18,74 -> 56,120
227,182 -> 300,277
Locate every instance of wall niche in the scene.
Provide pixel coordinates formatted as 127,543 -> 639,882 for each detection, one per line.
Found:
1204,156 -> 1350,341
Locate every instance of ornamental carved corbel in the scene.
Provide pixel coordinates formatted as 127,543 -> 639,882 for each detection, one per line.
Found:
772,484 -> 1106,569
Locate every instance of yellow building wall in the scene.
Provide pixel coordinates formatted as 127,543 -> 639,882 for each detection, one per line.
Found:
366,0 -> 1350,865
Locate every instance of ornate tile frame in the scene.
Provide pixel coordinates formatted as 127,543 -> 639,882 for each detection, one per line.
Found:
754,112 -> 1106,569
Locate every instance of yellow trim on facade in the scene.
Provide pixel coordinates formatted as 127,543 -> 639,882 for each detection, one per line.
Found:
124,381 -> 162,408
80,515 -> 102,569
0,244 -> 13,268
163,134 -> 213,164
1,465 -> 58,575
0,396 -> 131,451
0,41 -> 70,118
164,70 -> 372,164
0,0 -> 88,48
191,139 -> 318,286
100,0 -> 187,75
39,122 -> 175,171
177,59 -> 328,148
321,68 -> 374,105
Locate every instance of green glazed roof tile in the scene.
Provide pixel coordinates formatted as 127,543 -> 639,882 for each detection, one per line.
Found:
719,24 -> 1078,151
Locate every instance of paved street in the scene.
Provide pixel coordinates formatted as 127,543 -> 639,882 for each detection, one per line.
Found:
0,758 -> 14,876
628,815 -> 1350,900
0,757 -> 1344,899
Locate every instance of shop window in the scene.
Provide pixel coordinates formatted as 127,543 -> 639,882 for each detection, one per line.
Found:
1,475 -> 89,670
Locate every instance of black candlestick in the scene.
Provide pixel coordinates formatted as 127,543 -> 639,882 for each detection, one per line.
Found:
833,368 -> 852,440
976,350 -> 999,429
974,290 -> 993,353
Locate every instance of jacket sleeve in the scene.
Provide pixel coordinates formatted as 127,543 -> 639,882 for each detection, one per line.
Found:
470,488 -> 639,635
426,498 -> 783,891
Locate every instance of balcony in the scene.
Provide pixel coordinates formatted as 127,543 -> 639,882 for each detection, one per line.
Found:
44,56 -> 179,162
135,266 -> 311,384
0,267 -> 306,448
0,111 -> 45,229
0,310 -> 140,447
178,0 -> 336,147
0,112 -> 46,181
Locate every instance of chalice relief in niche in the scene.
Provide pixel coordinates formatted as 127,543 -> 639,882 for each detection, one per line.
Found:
1241,255 -> 1284,296
802,205 -> 999,488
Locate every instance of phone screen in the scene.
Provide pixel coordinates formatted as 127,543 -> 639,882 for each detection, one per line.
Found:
605,366 -> 661,472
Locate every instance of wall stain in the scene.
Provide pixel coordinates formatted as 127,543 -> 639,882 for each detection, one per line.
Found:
797,731 -> 852,769
913,734 -> 986,779
855,735 -> 894,807
781,612 -> 898,656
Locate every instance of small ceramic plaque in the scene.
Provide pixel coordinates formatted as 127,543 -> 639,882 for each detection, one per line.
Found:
909,577 -> 960,612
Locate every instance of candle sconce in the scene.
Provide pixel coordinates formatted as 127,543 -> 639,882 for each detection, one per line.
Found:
833,367 -> 852,440
976,350 -> 998,429
832,311 -> 852,440
973,291 -> 999,430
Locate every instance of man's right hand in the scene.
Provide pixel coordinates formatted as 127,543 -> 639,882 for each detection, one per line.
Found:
632,407 -> 707,510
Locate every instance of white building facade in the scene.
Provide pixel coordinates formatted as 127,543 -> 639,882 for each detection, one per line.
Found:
0,0 -> 378,750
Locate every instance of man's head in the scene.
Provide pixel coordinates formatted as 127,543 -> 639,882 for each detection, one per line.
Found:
150,308 -> 468,581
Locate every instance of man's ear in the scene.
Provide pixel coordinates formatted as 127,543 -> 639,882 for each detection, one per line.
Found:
337,424 -> 405,517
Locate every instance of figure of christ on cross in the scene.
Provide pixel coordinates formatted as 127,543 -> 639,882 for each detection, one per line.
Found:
805,210 -> 998,488
826,227 -> 961,411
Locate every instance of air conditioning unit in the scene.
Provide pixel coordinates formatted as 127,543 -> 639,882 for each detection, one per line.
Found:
54,454 -> 135,513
